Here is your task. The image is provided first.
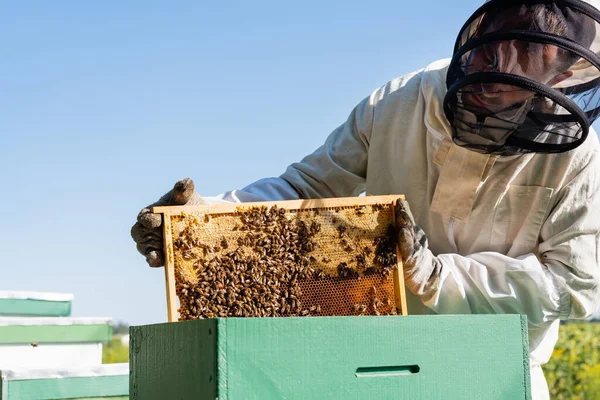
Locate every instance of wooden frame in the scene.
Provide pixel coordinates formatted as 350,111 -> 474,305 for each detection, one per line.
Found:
154,195 -> 407,322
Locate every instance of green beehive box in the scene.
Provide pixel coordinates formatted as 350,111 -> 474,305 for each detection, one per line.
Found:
0,291 -> 73,317
0,317 -> 113,369
0,364 -> 129,400
130,315 -> 531,400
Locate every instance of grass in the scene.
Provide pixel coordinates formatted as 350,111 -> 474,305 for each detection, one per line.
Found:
102,336 -> 129,364
544,322 -> 600,399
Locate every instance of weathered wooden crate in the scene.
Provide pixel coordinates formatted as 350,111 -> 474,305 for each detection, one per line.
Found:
153,195 -> 408,322
129,315 -> 532,400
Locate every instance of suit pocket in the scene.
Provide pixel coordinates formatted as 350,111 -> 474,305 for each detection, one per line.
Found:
491,185 -> 554,257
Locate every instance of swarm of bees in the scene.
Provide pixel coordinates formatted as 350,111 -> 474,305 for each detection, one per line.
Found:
173,204 -> 399,320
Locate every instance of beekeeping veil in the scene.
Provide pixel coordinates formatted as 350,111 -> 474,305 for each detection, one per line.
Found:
444,0 -> 600,154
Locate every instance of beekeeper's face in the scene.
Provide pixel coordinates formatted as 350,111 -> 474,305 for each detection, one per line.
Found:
462,16 -> 573,114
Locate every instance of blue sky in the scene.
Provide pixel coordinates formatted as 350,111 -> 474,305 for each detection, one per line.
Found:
2,1 -> 598,325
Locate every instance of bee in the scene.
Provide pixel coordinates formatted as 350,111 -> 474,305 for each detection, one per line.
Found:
355,206 -> 366,215
353,303 -> 367,314
310,222 -> 321,234
312,270 -> 325,280
355,254 -> 366,269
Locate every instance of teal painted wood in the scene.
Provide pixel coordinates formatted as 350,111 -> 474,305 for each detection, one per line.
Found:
0,324 -> 112,344
129,320 -> 217,400
217,319 -> 227,399
0,299 -> 71,317
0,375 -> 128,400
70,397 -> 129,399
130,315 -> 531,400
520,315 -> 532,400
70,397 -> 128,400
223,315 -> 529,400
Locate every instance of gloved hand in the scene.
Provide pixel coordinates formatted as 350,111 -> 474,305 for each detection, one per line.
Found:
394,199 -> 443,298
131,178 -> 206,267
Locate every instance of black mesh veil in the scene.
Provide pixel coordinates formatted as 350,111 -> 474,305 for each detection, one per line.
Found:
444,0 -> 600,154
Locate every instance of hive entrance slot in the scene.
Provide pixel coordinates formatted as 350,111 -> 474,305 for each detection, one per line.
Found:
355,365 -> 421,377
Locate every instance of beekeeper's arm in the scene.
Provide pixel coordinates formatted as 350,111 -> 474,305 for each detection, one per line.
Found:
394,159 -> 600,326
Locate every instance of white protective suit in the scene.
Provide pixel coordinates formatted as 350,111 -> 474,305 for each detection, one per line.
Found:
205,59 -> 600,399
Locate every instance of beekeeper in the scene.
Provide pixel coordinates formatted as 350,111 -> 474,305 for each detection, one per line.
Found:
131,1 -> 600,398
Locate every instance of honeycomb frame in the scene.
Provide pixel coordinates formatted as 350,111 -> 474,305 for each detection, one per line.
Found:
153,195 -> 407,322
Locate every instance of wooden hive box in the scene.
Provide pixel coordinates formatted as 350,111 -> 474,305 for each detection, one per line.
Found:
0,317 -> 112,369
0,291 -> 73,317
129,315 -> 532,399
1,364 -> 128,400
153,195 -> 409,322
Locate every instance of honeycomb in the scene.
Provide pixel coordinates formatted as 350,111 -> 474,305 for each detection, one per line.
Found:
161,198 -> 405,320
